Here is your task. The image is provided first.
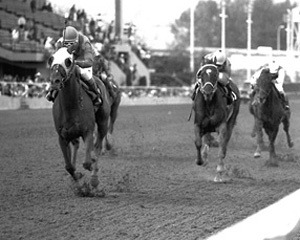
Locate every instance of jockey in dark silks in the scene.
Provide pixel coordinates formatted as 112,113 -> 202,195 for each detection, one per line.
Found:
191,49 -> 237,104
93,54 -> 117,99
46,26 -> 102,106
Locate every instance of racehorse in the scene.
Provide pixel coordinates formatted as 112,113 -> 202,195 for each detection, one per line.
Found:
193,64 -> 240,182
92,54 -> 122,140
48,47 -> 119,190
249,68 -> 293,166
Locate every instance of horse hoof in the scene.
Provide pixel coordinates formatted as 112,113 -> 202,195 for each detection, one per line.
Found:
254,152 -> 261,158
106,142 -> 112,151
265,160 -> 279,167
90,175 -> 99,188
210,141 -> 219,148
83,162 -> 92,171
289,142 -> 294,148
214,176 -> 223,183
195,158 -> 204,166
73,172 -> 83,181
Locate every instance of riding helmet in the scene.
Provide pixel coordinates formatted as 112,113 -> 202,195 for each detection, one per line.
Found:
63,26 -> 78,46
268,60 -> 280,74
214,50 -> 226,65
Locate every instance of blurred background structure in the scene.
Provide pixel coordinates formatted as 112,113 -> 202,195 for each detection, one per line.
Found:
0,0 -> 300,102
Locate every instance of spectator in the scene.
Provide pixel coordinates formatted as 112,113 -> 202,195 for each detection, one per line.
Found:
68,5 -> 76,21
11,28 -> 19,46
18,15 -> 26,29
89,18 -> 96,38
107,21 -> 114,42
41,1 -> 52,12
131,64 -> 140,86
17,15 -> 26,41
30,0 -> 36,13
34,72 -> 41,82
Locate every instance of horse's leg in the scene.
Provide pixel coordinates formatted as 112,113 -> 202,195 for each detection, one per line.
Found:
83,132 -> 100,188
82,132 -> 94,171
71,138 -> 80,169
59,136 -> 80,180
96,120 -> 110,155
215,123 -> 227,182
251,117 -> 257,138
265,126 -> 279,167
105,96 -> 121,152
254,119 -> 264,158
282,115 -> 294,148
194,124 -> 204,166
201,134 -> 210,166
109,94 -> 121,135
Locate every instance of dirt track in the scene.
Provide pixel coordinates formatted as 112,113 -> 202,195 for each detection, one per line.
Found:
0,101 -> 300,240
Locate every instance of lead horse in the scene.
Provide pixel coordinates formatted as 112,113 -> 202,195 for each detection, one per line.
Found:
249,68 -> 293,166
48,47 -> 120,191
193,64 -> 240,182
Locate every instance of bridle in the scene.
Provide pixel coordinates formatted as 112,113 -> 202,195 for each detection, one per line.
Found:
255,76 -> 275,105
197,64 -> 218,97
50,63 -> 76,91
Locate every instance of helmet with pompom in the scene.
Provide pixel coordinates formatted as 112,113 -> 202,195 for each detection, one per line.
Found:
213,49 -> 226,65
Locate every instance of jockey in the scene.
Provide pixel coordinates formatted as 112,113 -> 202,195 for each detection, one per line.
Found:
250,60 -> 289,109
191,49 -> 237,104
93,54 -> 117,99
46,26 -> 102,105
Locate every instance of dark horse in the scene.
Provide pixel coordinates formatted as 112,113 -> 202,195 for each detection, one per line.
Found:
249,68 -> 293,166
48,47 -> 120,189
193,64 -> 240,182
92,54 -> 122,148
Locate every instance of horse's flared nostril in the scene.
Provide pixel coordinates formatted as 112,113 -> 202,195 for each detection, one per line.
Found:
54,79 -> 60,84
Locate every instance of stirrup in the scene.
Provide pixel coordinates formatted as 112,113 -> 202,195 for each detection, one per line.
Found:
46,92 -> 54,102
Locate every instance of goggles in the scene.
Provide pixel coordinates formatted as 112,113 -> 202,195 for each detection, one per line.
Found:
63,41 -> 74,47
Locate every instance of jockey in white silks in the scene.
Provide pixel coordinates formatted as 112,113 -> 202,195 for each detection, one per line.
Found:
250,60 -> 289,109
191,49 -> 237,104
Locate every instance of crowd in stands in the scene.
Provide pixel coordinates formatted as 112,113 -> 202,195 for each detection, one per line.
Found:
0,72 -> 50,98
0,1 -> 179,100
0,79 -> 191,99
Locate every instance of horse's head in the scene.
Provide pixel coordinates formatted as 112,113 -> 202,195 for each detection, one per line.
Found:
196,64 -> 219,101
256,68 -> 274,104
48,47 -> 75,90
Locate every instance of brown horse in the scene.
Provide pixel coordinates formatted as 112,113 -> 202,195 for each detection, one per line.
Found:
249,68 -> 293,166
193,64 -> 240,182
92,54 -> 122,142
48,47 -> 119,190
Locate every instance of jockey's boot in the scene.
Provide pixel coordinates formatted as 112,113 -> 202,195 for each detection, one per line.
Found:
226,83 -> 236,105
279,92 -> 290,110
106,76 -> 117,99
86,78 -> 102,106
45,90 -> 56,102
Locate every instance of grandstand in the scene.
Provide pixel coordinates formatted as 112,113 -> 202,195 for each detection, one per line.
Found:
0,0 -> 151,87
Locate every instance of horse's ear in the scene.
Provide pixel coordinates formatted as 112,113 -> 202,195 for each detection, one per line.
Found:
65,58 -> 72,68
48,56 -> 54,67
